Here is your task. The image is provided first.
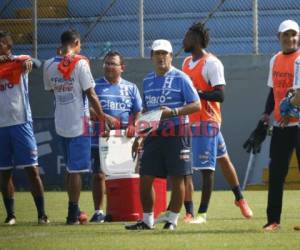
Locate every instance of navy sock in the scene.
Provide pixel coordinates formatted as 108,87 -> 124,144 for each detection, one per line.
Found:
33,196 -> 45,218
232,185 -> 243,201
184,201 -> 194,216
68,202 -> 79,219
3,197 -> 15,217
198,203 -> 208,214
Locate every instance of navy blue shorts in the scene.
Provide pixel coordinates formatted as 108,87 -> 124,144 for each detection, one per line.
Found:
140,125 -> 192,177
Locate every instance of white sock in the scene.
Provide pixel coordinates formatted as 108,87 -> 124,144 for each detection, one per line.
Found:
168,211 -> 179,226
142,212 -> 154,228
95,210 -> 104,215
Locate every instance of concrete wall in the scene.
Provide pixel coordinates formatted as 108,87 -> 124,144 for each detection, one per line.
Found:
28,55 -> 272,189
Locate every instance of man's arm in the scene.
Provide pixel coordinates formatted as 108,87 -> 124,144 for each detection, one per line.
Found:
85,87 -> 120,128
161,100 -> 200,119
198,85 -> 224,102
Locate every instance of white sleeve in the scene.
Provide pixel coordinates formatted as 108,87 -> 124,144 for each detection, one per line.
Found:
267,55 -> 276,88
293,56 -> 300,89
77,60 -> 95,91
43,59 -> 52,91
204,58 -> 226,87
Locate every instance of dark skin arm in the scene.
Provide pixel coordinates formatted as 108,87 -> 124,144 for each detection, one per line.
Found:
197,85 -> 224,103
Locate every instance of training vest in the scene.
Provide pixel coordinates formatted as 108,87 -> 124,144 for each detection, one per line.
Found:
182,54 -> 222,124
58,54 -> 88,80
272,50 -> 300,123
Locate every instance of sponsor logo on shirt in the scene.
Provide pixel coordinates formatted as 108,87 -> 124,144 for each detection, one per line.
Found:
100,99 -> 130,110
0,79 -> 14,92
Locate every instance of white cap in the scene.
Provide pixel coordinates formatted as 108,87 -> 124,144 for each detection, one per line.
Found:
278,20 -> 299,33
151,39 -> 173,53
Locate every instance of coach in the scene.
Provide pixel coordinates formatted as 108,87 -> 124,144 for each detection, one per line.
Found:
125,39 -> 200,230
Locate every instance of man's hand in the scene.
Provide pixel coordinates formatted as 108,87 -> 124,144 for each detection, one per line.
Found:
0,55 -> 10,63
105,114 -> 121,130
160,106 -> 173,119
22,59 -> 33,73
131,137 -> 144,160
126,124 -> 136,138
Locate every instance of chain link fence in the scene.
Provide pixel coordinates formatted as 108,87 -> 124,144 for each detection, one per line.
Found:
0,0 -> 300,59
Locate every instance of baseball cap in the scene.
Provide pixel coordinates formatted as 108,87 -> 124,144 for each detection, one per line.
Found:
278,20 -> 299,33
151,39 -> 173,53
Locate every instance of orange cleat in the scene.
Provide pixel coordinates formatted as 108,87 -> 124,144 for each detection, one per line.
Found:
235,199 -> 253,219
183,213 -> 194,223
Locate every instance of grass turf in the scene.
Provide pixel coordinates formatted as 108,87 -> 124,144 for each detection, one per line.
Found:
0,191 -> 300,250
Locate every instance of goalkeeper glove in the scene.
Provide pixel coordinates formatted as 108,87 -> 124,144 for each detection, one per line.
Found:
243,119 -> 268,154
280,89 -> 300,118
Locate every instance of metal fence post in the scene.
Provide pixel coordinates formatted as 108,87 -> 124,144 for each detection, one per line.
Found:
32,0 -> 38,58
139,0 -> 144,58
252,0 -> 258,55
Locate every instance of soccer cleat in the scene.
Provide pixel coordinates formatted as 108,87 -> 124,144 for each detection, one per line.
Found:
163,222 -> 176,230
155,211 -> 170,224
38,215 -> 50,225
66,216 -> 79,225
4,215 -> 16,225
294,224 -> 300,231
263,222 -> 280,232
235,199 -> 253,219
125,221 -> 153,230
90,212 -> 106,223
189,213 -> 207,224
183,213 -> 194,223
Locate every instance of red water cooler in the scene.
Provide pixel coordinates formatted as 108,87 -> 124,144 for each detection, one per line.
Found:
99,131 -> 167,222
105,175 -> 167,221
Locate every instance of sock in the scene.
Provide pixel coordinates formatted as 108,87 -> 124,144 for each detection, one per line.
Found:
168,211 -> 179,226
232,185 -> 243,201
142,212 -> 154,228
95,209 -> 104,215
3,197 -> 15,217
198,203 -> 208,214
33,196 -> 45,218
68,201 -> 79,219
184,201 -> 194,216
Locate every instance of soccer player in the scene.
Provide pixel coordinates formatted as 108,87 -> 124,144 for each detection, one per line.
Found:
181,23 -> 253,224
89,51 -> 142,223
260,20 -> 300,231
125,39 -> 200,230
43,29 -> 118,224
0,31 -> 49,225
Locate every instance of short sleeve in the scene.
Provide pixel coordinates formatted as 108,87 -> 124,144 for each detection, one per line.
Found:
43,59 -> 52,91
267,55 -> 276,88
205,58 -> 226,87
77,60 -> 95,91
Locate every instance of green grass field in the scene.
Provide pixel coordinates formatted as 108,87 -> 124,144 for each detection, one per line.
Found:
0,191 -> 300,250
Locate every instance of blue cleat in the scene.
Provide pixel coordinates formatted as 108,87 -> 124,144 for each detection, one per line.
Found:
89,212 -> 106,223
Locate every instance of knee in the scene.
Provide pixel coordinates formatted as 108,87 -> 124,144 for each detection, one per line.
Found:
93,173 -> 105,182
218,156 -> 232,168
25,167 -> 40,181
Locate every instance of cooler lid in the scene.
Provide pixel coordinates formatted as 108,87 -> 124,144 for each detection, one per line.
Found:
106,174 -> 140,180
99,130 -> 136,176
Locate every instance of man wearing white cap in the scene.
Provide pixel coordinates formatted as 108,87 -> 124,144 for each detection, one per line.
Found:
258,19 -> 300,231
125,39 -> 200,230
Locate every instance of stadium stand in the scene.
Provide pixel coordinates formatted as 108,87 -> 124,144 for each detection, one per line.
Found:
0,0 -> 299,58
